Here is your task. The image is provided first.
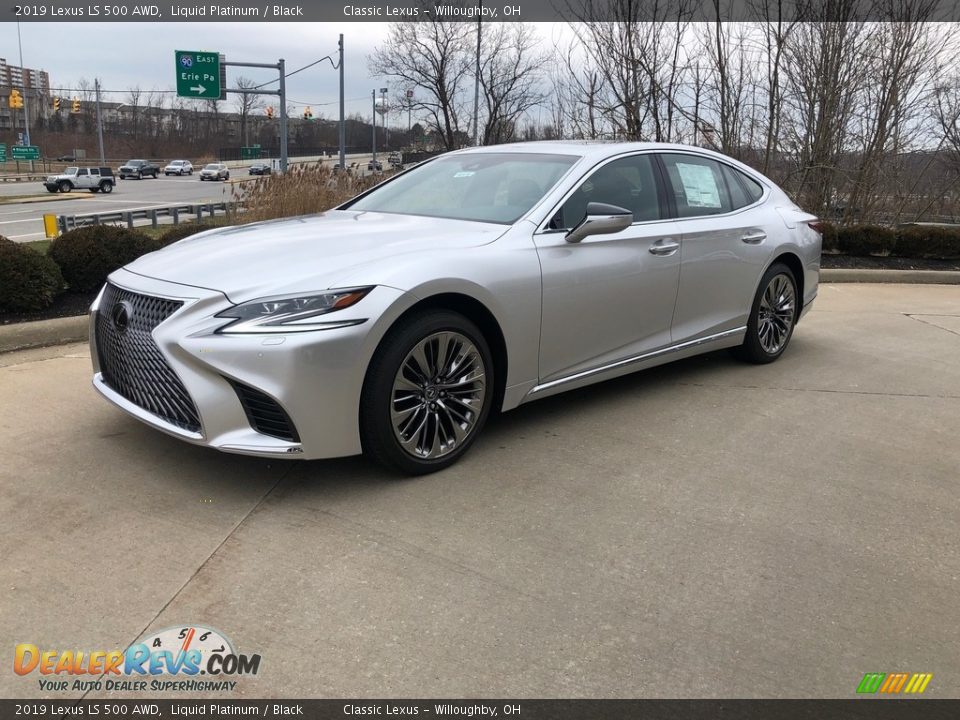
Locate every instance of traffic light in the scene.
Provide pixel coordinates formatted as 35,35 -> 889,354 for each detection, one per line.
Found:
71,97 -> 81,113
8,89 -> 23,109
53,96 -> 61,112
266,106 -> 274,119
303,106 -> 313,120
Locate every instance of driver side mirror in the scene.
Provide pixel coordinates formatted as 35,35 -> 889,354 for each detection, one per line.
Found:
565,202 -> 634,244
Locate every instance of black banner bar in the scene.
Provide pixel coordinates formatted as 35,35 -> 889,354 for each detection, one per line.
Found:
2,700 -> 960,720
5,0 -> 960,22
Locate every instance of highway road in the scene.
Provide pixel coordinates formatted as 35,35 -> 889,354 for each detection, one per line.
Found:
0,153 -> 377,242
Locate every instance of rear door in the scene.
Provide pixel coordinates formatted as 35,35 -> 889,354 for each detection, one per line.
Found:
658,152 -> 773,342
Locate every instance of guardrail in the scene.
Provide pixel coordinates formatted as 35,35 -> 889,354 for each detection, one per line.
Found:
56,202 -> 234,235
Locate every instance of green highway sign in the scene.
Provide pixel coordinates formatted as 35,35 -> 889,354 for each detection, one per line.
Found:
11,145 -> 39,160
175,50 -> 221,99
0,143 -> 6,162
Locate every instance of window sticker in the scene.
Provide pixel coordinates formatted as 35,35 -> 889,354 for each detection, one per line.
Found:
453,171 -> 475,178
675,162 -> 721,208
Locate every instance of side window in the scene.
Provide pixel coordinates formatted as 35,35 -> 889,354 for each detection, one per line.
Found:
721,164 -> 764,210
90,168 -> 100,176
77,169 -> 88,177
660,154 -> 732,218
550,154 -> 661,230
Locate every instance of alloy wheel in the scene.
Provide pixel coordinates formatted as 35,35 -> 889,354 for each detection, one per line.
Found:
757,274 -> 796,354
390,331 -> 487,459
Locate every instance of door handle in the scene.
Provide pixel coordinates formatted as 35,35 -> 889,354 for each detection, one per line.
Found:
649,238 -> 680,256
741,230 -> 767,244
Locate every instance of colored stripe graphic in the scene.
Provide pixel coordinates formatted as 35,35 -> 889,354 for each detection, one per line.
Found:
904,673 -> 933,694
857,673 -> 886,693
857,672 -> 932,694
880,672 -> 909,693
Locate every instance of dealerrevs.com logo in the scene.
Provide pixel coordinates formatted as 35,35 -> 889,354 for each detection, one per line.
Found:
14,625 -> 261,693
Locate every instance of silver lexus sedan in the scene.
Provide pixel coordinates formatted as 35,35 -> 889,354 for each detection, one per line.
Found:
90,142 -> 821,474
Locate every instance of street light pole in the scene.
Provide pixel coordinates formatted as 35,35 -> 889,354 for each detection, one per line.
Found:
472,5 -> 482,147
95,78 -> 105,165
380,87 -> 388,151
16,21 -> 31,148
338,34 -> 345,170
371,89 -> 377,164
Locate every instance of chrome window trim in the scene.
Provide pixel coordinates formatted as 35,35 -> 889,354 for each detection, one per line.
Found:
535,148 -> 771,234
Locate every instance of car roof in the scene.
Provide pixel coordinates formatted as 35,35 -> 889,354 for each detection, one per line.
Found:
449,140 -> 734,162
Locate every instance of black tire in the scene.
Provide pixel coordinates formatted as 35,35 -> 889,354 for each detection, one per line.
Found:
58,181 -> 72,193
734,262 -> 798,364
90,187 -> 99,193
46,186 -> 58,193
119,175 -> 125,180
100,182 -> 113,194
224,173 -> 230,180
360,310 -> 495,476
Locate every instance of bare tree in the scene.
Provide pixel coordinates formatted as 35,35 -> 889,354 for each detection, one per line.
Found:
843,1 -> 946,222
369,20 -> 474,150
234,76 -> 265,147
779,2 -> 871,216
478,24 -> 547,145
561,0 -> 695,141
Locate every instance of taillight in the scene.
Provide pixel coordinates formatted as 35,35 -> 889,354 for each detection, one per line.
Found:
807,220 -> 824,234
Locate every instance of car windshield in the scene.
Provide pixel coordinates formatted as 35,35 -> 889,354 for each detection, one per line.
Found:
127,160 -> 144,165
205,164 -> 221,170
345,153 -> 579,224
170,161 -> 184,165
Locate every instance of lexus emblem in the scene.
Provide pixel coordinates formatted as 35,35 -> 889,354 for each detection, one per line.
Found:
112,300 -> 133,332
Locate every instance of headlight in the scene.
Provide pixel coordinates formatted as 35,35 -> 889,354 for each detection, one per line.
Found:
215,287 -> 373,334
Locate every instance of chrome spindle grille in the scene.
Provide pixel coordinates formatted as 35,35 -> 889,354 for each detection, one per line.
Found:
95,283 -> 201,432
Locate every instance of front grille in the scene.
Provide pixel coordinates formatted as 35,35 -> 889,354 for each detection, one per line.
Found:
231,382 -> 300,442
95,283 -> 202,433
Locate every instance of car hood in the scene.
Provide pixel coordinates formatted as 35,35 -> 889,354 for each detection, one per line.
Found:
122,210 -> 507,302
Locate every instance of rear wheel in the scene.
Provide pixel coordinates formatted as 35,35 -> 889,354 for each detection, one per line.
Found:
100,181 -> 113,194
360,311 -> 494,475
735,263 -> 798,364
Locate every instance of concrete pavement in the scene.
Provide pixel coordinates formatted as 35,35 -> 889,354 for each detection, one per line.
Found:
1,283 -> 958,699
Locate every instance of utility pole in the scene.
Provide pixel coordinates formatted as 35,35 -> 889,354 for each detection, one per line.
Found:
338,34 -> 345,170
95,78 -> 105,164
472,4 -> 482,146
371,89 -> 377,164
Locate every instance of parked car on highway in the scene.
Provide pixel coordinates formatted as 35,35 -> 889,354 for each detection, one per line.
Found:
43,166 -> 114,194
56,154 -> 76,162
248,163 -> 272,176
367,159 -> 383,171
164,160 -> 193,176
118,159 -> 159,179
89,142 -> 821,475
199,163 -> 230,181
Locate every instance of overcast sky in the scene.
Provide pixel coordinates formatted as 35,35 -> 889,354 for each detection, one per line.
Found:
1,22 -> 395,119
1,22 -> 570,123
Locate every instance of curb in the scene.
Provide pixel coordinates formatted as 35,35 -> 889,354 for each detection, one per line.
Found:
0,315 -> 88,354
1,269 -> 958,355
820,268 -> 960,284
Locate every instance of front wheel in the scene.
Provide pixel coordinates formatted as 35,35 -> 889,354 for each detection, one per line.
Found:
360,311 -> 494,475
734,263 -> 798,364
58,181 -> 72,193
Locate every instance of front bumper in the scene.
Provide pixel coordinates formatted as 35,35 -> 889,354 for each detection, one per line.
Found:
90,268 -> 408,460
